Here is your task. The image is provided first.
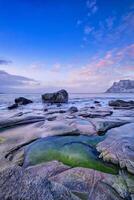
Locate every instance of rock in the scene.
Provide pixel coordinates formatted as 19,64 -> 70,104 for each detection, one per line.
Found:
26,161 -> 70,178
45,109 -> 66,115
1,162 -> 133,200
41,120 -> 79,137
0,165 -> 79,200
8,103 -> 18,110
68,106 -> 78,113
70,118 -> 97,135
42,89 -> 68,103
106,80 -> 134,93
91,118 -> 129,135
0,121 -> 49,160
15,97 -> 33,105
90,106 -> 95,109
97,123 -> 134,174
24,135 -> 118,174
50,167 -> 131,200
46,115 -> 57,121
78,110 -> 113,118
57,103 -> 62,107
0,114 -> 45,129
109,100 -> 134,109
94,100 -> 100,104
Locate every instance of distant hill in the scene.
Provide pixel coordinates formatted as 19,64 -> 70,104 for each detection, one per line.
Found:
106,80 -> 134,93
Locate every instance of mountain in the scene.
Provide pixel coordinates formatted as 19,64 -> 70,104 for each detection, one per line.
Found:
106,80 -> 134,93
0,70 -> 40,93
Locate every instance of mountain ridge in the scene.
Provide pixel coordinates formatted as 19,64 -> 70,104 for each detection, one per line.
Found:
106,80 -> 134,93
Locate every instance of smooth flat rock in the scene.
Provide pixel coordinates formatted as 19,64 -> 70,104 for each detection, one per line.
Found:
91,118 -> 129,134
0,122 -> 46,159
41,120 -> 79,137
0,114 -> 45,129
97,123 -> 134,174
70,118 -> 97,135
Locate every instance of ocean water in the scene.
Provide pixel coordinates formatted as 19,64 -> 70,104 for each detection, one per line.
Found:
0,93 -> 134,114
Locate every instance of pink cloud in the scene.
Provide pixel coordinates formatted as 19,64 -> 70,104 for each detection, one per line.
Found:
122,65 -> 134,71
115,43 -> 134,60
125,44 -> 134,57
95,51 -> 114,68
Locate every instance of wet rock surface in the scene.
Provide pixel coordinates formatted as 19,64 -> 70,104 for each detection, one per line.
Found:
15,97 -> 33,105
109,100 -> 134,109
8,97 -> 33,110
1,97 -> 134,199
8,103 -> 18,110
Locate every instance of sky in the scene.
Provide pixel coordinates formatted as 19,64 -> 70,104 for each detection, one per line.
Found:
0,0 -> 134,93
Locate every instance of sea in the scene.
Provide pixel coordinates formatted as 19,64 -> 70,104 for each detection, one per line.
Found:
0,93 -> 134,115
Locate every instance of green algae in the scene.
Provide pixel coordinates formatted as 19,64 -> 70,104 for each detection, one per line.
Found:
24,135 -> 118,175
0,136 -> 6,143
72,191 -> 88,200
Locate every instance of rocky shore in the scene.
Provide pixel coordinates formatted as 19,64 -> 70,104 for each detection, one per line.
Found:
0,90 -> 134,200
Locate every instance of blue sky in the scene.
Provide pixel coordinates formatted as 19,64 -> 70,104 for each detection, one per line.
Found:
0,0 -> 134,92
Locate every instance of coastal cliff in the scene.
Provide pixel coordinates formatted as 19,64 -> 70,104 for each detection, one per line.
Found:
106,80 -> 134,93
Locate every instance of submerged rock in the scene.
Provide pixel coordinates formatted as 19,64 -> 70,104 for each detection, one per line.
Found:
24,135 -> 118,174
42,89 -> 68,103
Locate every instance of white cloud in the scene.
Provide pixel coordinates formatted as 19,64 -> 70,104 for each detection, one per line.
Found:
76,20 -> 83,26
84,25 -> 94,34
106,16 -> 115,30
86,0 -> 98,14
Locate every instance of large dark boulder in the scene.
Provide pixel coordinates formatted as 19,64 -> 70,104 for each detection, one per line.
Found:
42,89 -> 68,103
15,97 -> 33,105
